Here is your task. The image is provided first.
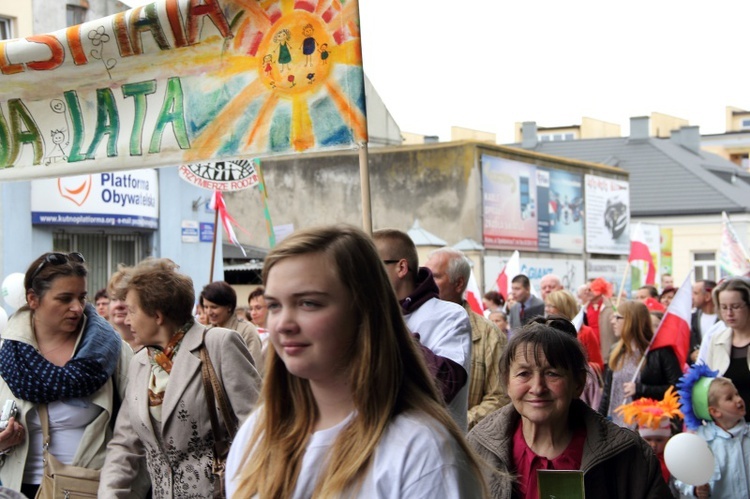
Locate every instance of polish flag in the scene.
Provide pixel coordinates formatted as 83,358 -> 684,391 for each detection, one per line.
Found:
496,250 -> 520,301
629,223 -> 656,285
464,269 -> 485,315
210,191 -> 252,256
649,272 -> 693,369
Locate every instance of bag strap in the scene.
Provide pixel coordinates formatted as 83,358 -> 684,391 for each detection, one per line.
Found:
199,328 -> 238,448
38,403 -> 51,449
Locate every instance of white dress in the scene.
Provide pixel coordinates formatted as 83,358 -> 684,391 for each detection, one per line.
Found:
225,409 -> 483,498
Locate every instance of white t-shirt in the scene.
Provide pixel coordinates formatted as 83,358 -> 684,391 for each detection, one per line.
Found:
225,410 -> 483,498
405,297 -> 472,431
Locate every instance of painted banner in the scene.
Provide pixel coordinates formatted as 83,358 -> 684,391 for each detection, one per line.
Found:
660,227 -> 673,278
719,211 -> 750,277
584,174 -> 630,255
30,169 -> 159,228
482,155 -> 538,250
536,168 -> 584,253
0,0 -> 366,181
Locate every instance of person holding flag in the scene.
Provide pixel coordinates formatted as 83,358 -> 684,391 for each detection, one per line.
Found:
598,300 -> 682,428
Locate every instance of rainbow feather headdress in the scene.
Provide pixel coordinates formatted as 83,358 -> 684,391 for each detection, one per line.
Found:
677,363 -> 720,430
615,386 -> 684,436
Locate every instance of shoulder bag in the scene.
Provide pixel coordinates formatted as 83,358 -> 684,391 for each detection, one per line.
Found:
35,404 -> 100,499
199,329 -> 239,499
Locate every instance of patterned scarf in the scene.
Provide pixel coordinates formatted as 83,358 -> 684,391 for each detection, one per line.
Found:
147,321 -> 193,422
0,303 -> 121,403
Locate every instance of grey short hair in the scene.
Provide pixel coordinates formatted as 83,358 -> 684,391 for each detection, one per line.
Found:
429,248 -> 471,293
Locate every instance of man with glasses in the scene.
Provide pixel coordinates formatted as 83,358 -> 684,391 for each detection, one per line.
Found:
373,229 -> 472,431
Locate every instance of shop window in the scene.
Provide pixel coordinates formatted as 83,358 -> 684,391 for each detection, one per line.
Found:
53,232 -> 151,295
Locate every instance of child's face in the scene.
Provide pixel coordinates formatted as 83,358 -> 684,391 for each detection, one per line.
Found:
711,383 -> 746,427
643,435 -> 669,455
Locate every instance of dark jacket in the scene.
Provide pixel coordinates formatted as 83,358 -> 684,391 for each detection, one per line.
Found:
467,400 -> 672,499
598,347 -> 683,416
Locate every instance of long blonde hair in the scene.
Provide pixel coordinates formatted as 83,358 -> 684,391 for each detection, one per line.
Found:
608,300 -> 653,370
234,225 -> 486,497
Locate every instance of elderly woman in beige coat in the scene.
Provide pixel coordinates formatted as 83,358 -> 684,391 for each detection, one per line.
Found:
99,259 -> 261,498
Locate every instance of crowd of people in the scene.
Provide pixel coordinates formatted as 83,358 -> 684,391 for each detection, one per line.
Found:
0,225 -> 748,497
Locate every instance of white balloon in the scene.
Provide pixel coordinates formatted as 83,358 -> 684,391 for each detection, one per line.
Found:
1,273 -> 27,310
0,307 -> 7,333
664,433 -> 715,486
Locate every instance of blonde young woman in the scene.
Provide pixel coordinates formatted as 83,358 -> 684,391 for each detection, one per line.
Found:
226,225 -> 486,498
597,300 -> 681,427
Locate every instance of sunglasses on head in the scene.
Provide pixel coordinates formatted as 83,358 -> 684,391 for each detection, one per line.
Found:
30,252 -> 85,284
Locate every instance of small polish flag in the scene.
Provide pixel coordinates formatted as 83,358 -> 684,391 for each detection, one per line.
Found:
496,250 -> 520,301
650,272 -> 693,369
464,269 -> 485,315
628,223 -> 656,285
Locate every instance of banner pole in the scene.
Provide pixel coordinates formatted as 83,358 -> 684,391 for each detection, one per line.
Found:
359,142 -> 372,235
615,261 -> 631,310
209,192 -> 219,283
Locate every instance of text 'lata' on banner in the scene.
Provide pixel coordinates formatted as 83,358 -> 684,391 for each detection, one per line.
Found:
0,0 -> 367,181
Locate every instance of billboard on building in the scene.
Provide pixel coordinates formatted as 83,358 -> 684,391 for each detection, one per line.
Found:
537,168 -> 584,253
484,254 -> 585,296
482,155 -> 539,250
31,169 -> 159,228
584,174 -> 630,255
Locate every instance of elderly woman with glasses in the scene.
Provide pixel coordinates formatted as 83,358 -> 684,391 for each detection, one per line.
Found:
705,277 -> 750,422
597,300 -> 681,428
0,252 -> 133,496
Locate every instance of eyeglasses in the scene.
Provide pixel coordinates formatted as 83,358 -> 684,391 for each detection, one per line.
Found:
613,314 -> 625,321
720,303 -> 747,312
30,252 -> 85,284
382,260 -> 401,265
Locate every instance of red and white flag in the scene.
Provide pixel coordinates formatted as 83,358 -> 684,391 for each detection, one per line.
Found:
496,250 -> 520,301
210,190 -> 252,256
464,269 -> 485,315
628,223 -> 656,285
649,272 -> 693,369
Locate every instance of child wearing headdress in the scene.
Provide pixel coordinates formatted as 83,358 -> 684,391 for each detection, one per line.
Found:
675,363 -> 750,498
616,385 -> 683,495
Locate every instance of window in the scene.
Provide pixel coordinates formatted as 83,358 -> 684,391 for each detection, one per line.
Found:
0,17 -> 12,40
741,119 -> 750,130
693,251 -> 718,282
53,232 -> 151,295
66,5 -> 87,27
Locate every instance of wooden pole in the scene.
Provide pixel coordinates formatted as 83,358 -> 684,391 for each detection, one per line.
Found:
209,193 -> 219,283
358,143 -> 372,235
615,261 -> 631,310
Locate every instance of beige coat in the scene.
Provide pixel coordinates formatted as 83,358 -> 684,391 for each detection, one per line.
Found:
706,327 -> 745,374
0,309 -> 133,491
223,314 -> 263,370
99,322 -> 261,498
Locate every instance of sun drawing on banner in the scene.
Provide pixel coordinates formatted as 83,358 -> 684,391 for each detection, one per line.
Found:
185,0 -> 366,160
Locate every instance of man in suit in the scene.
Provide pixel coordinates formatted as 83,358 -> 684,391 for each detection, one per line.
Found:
689,279 -> 718,364
508,274 -> 545,330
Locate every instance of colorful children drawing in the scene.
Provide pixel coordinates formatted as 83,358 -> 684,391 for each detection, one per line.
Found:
319,43 -> 329,64
302,24 -> 317,67
273,29 -> 293,73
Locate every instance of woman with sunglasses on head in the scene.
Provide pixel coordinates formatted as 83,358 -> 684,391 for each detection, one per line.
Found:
0,252 -> 134,496
226,225 -> 486,498
705,277 -> 750,421
597,300 -> 682,427
99,258 -> 261,498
